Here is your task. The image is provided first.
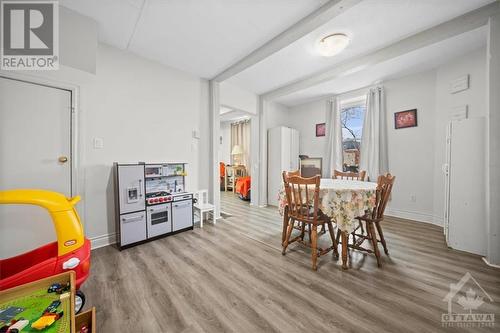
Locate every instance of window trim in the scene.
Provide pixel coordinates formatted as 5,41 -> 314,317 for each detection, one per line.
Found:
340,96 -> 366,111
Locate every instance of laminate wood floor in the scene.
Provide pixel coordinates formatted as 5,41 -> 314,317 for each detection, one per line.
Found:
83,192 -> 500,332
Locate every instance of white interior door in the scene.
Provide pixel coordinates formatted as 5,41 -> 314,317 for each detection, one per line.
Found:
448,118 -> 486,255
0,77 -> 72,258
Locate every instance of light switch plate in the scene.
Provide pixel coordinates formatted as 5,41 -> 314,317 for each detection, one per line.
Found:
93,137 -> 104,149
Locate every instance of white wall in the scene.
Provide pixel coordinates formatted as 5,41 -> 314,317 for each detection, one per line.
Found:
287,99 -> 327,161
219,121 -> 231,164
3,43 -> 209,249
220,81 -> 257,114
266,101 -> 290,129
285,48 -> 487,225
59,7 -> 98,74
82,45 -> 207,245
433,48 -> 487,224
385,70 -> 437,222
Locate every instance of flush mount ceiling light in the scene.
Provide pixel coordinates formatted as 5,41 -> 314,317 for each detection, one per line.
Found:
317,33 -> 350,57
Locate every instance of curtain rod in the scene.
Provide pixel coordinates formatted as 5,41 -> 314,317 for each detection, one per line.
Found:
329,82 -> 383,102
231,118 -> 250,125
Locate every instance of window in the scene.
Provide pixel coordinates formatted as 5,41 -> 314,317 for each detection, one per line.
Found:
340,102 -> 366,172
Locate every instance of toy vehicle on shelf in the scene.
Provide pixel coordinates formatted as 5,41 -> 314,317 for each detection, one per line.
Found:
47,282 -> 70,294
0,190 -> 91,313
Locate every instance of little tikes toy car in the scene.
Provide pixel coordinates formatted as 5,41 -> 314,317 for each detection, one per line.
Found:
0,190 -> 91,313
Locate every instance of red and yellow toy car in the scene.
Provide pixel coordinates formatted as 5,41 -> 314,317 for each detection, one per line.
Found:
0,190 -> 91,313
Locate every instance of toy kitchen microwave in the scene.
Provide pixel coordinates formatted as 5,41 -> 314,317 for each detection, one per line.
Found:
113,162 -> 193,250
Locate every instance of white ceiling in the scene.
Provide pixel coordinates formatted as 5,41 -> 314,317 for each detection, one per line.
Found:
60,0 -> 328,79
61,0 -> 494,106
227,0 -> 494,98
274,26 -> 487,106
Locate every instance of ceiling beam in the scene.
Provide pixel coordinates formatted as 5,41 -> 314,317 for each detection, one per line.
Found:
211,0 -> 362,82
262,1 -> 500,100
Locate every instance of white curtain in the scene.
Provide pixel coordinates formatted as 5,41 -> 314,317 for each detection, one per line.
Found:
360,87 -> 389,181
230,120 -> 251,168
324,97 -> 344,177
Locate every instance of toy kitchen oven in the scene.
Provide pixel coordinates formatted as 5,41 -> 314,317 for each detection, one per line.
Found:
114,162 -> 193,250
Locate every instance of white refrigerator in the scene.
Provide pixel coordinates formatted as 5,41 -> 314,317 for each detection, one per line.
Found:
443,117 -> 486,255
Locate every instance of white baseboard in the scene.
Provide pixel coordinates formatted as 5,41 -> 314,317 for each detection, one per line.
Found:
482,257 -> 500,269
89,233 -> 116,250
432,216 -> 444,226
385,208 -> 442,226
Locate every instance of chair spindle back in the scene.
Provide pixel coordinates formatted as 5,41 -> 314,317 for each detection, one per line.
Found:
333,170 -> 366,181
282,171 -> 321,223
371,173 -> 395,220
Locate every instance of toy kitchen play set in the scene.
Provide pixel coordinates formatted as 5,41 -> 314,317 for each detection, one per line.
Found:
114,162 -> 193,250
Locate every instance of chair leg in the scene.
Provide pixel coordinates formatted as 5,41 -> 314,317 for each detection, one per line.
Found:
300,221 -> 306,241
327,220 -> 339,259
320,224 -> 326,234
282,220 -> 295,254
200,211 -> 203,228
375,221 -> 389,255
367,222 -> 382,267
341,231 -> 348,270
282,206 -> 289,245
311,224 -> 318,270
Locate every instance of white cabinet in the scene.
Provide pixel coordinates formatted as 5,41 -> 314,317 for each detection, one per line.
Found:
172,199 -> 193,231
267,126 -> 300,206
444,117 -> 486,255
120,211 -> 147,246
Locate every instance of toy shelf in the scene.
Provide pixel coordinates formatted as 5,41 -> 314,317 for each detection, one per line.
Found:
0,271 -> 96,333
75,307 -> 95,333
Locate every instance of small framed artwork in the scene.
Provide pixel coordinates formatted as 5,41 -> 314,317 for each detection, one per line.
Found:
300,158 -> 323,177
316,123 -> 326,137
394,109 -> 417,129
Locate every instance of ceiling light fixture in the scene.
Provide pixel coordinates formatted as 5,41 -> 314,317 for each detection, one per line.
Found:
317,33 -> 350,57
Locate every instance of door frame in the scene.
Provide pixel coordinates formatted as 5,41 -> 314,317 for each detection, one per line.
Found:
0,72 -> 80,197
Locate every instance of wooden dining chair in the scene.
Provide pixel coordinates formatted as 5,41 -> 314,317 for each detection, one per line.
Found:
338,173 -> 395,267
281,172 -> 339,270
333,169 -> 367,181
281,170 -> 302,244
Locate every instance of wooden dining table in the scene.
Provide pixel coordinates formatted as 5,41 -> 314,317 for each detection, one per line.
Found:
278,178 -> 378,270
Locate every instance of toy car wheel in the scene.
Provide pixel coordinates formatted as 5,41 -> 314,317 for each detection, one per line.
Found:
75,290 -> 86,314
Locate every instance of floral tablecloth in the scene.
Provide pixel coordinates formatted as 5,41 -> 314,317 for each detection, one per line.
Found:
278,179 -> 378,233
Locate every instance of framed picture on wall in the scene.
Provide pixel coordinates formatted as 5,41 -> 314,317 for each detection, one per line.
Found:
316,123 -> 326,137
394,109 -> 417,129
300,158 -> 323,177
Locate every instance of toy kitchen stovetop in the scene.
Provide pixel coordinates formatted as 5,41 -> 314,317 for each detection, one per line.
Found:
114,162 -> 193,250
